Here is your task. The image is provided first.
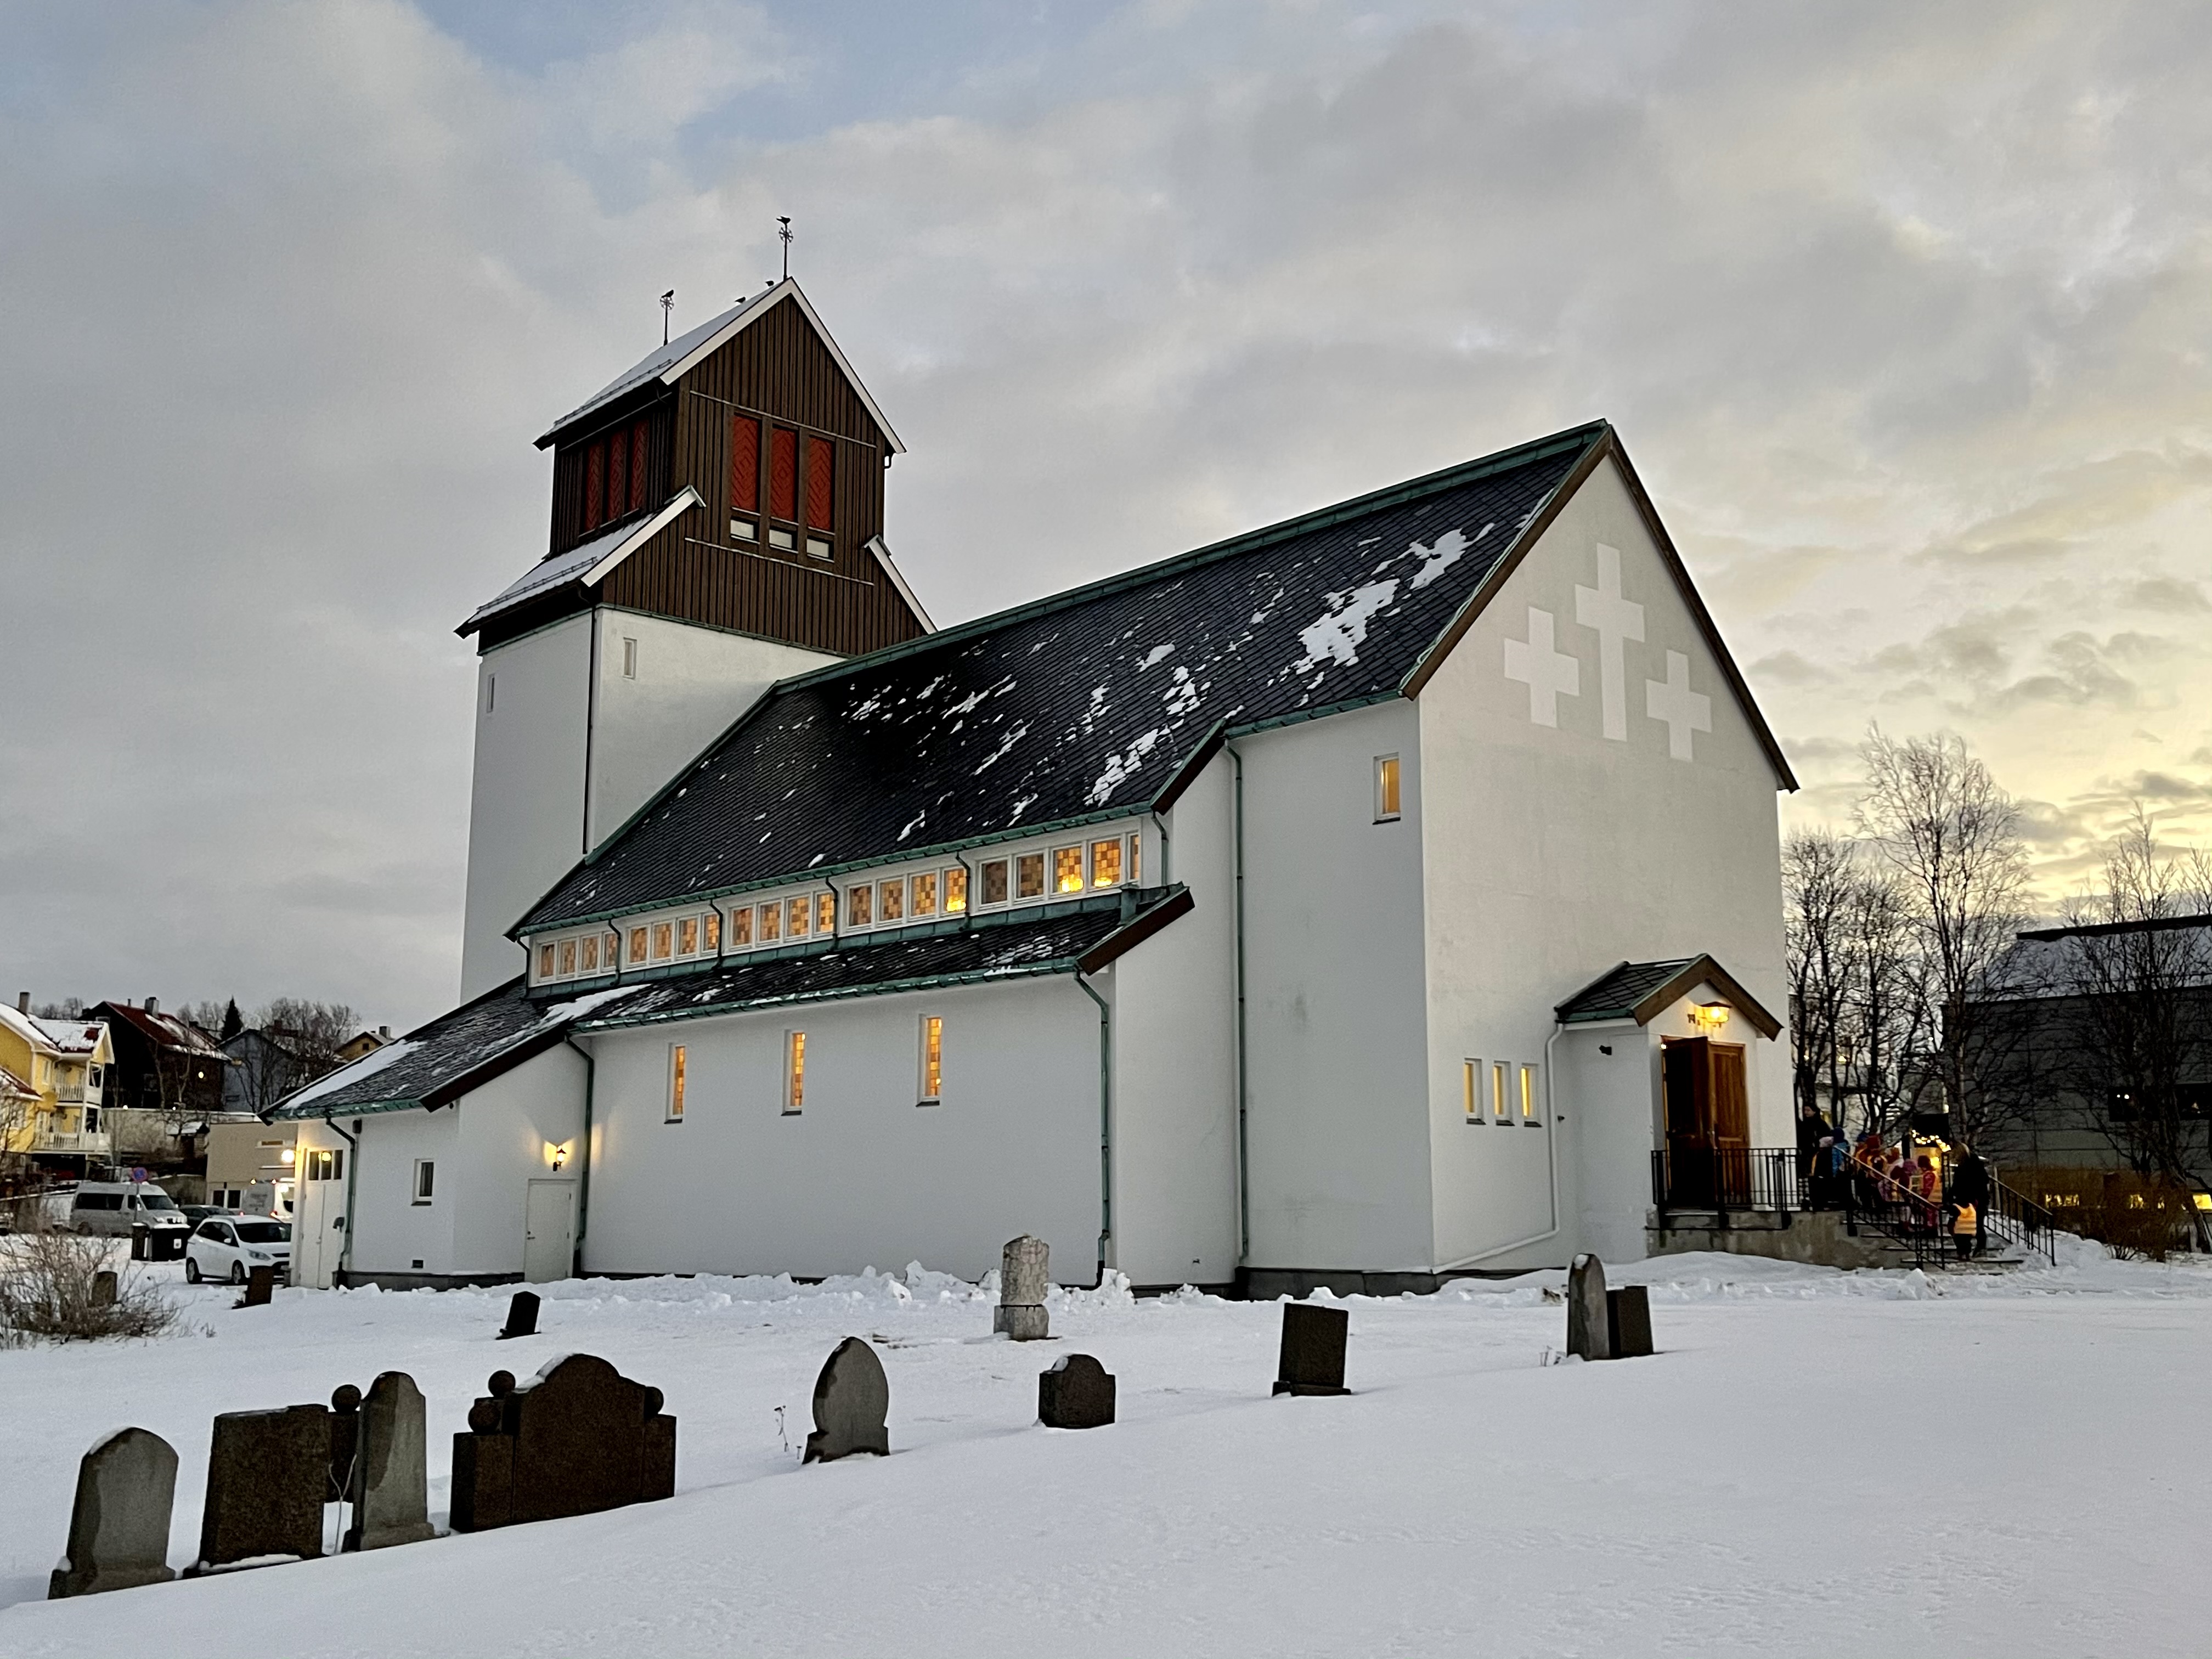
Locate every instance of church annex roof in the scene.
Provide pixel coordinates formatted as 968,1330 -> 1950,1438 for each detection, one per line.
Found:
459,488 -> 704,637
1555,955 -> 1782,1039
517,422 -> 1607,935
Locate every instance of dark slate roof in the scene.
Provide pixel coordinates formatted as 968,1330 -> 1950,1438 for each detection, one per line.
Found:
577,887 -> 1191,1032
520,423 -> 1604,933
1555,955 -> 1782,1039
267,981 -> 639,1119
1980,915 -> 2212,1001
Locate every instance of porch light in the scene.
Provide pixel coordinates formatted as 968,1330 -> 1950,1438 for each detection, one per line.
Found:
280,1148 -> 296,1165
1688,1002 -> 1731,1034
546,1141 -> 570,1172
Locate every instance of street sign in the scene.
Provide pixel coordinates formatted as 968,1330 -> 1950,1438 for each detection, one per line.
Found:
130,1167 -> 146,1183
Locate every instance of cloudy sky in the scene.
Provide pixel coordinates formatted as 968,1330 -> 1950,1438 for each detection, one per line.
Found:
4,0 -> 2209,1031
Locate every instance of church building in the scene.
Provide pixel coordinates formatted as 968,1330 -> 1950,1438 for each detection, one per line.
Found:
275,280 -> 1796,1295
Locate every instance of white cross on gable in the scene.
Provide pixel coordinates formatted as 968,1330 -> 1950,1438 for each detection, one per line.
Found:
1645,649 -> 1711,761
1574,544 -> 1644,742
1503,606 -> 1579,728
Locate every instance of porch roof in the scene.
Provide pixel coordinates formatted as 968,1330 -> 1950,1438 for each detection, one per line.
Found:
1554,955 -> 1781,1039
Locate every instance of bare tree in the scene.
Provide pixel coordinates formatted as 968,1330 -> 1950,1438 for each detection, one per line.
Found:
31,998 -> 85,1020
1784,828 -> 1858,1126
247,1000 -> 360,1105
1854,727 -> 2037,1146
1842,861 -> 1929,1141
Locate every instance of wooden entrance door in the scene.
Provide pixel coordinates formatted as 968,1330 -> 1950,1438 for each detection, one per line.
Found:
1662,1037 -> 1750,1205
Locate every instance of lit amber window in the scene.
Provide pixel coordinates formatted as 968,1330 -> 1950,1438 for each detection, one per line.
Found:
538,945 -> 556,979
1053,847 -> 1084,894
785,1030 -> 805,1114
667,1045 -> 686,1121
1376,755 -> 1402,821
652,923 -> 673,960
847,884 -> 872,927
919,1015 -> 943,1104
606,930 -> 621,967
1128,833 -> 1141,884
1090,839 -> 1122,888
629,926 -> 648,964
1493,1062 -> 1510,1121
703,912 -> 720,951
815,892 -> 836,934
911,871 -> 938,917
559,939 -> 577,977
980,859 -> 1009,905
1017,853 -> 1046,899
759,902 -> 782,943
879,879 -> 904,922
1464,1060 -> 1480,1120
944,868 -> 968,913
787,897 -> 810,938
677,917 -> 697,956
1521,1065 -> 1538,1121
729,907 -> 752,946
580,934 -> 599,973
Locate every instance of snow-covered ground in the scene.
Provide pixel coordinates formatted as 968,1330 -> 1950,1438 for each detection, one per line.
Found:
4,1244 -> 2210,1657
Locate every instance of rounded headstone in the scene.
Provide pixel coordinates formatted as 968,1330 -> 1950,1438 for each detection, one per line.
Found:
803,1336 -> 890,1462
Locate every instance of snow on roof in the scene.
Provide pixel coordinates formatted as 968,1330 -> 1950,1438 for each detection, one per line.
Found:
459,488 -> 704,636
0,1003 -> 103,1055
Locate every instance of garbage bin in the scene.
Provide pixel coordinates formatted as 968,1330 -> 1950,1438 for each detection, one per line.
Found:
130,1222 -> 148,1261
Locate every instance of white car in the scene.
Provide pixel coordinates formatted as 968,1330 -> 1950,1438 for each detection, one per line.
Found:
185,1216 -> 293,1285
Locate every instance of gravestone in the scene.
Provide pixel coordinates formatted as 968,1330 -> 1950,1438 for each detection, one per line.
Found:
90,1270 -> 118,1308
192,1403 -> 329,1572
449,1354 -> 675,1532
327,1384 -> 362,1503
239,1264 -> 276,1307
498,1289 -> 540,1340
347,1371 -> 435,1550
48,1427 -> 178,1599
1607,1285 -> 1654,1359
994,1235 -> 1050,1340
1566,1254 -> 1611,1361
1273,1302 -> 1351,1396
804,1336 -> 890,1462
1037,1354 -> 1115,1429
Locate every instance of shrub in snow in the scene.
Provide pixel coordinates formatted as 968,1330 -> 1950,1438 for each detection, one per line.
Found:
0,1221 -> 181,1344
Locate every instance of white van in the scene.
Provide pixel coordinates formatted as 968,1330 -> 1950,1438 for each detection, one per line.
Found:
65,1181 -> 191,1241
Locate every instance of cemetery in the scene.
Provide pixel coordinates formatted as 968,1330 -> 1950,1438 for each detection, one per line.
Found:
3,1241 -> 2212,1655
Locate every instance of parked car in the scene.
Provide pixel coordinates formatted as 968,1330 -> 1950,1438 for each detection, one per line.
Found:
64,1181 -> 191,1241
184,1216 -> 294,1285
180,1204 -> 242,1231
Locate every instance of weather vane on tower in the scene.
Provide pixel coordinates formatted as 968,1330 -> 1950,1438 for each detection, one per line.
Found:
778,216 -> 793,282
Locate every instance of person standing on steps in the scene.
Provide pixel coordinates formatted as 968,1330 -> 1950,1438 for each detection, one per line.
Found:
1952,1144 -> 1993,1258
1950,1197 -> 1979,1264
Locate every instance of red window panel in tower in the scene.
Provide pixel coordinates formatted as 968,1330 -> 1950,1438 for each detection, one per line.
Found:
606,429 -> 628,520
730,415 -> 760,511
583,442 -> 606,531
629,420 -> 649,511
769,426 -> 797,521
806,435 -> 834,530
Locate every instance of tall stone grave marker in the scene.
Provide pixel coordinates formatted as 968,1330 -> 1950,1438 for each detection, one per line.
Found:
1607,1284 -> 1654,1359
193,1403 -> 330,1572
1566,1254 -> 1612,1361
238,1264 -> 276,1308
994,1235 -> 1050,1340
90,1270 -> 118,1308
498,1289 -> 540,1340
48,1427 -> 178,1599
347,1371 -> 436,1550
327,1384 -> 362,1504
804,1336 -> 891,1462
1273,1303 -> 1351,1396
1038,1354 -> 1115,1429
449,1353 -> 675,1532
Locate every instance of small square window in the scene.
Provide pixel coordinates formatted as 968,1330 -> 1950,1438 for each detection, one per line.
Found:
731,516 -> 757,541
1090,839 -> 1122,888
629,927 -> 648,964
729,907 -> 752,946
815,892 -> 836,934
787,896 -> 810,938
980,859 -> 1009,906
538,945 -> 555,979
847,884 -> 872,927
1375,755 -> 1402,822
759,902 -> 782,943
879,879 -> 904,922
785,1030 -> 806,1114
652,922 -> 673,960
1016,853 -> 1046,899
622,636 -> 639,680
580,934 -> 598,973
703,912 -> 720,951
944,867 -> 968,913
413,1160 -> 435,1204
911,871 -> 938,917
806,537 -> 833,561
1053,847 -> 1084,894
677,917 -> 697,956
769,526 -> 795,551
919,1015 -> 943,1105
668,1043 -> 686,1121
559,939 -> 577,977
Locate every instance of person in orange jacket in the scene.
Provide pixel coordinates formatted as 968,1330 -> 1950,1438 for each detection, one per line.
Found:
1950,1198 -> 1979,1263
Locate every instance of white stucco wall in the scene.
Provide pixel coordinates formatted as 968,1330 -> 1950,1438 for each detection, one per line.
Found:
1417,453 -> 1791,1271
578,978 -> 1099,1283
447,1045 -> 591,1277
1231,704 -> 1436,1273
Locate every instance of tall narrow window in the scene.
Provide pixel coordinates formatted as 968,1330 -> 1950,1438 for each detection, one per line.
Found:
607,430 -> 628,518
584,441 -> 606,531
787,896 -> 811,938
622,636 -> 638,679
1376,755 -> 1402,822
413,1160 -> 436,1204
1521,1064 -> 1539,1122
703,912 -> 720,951
652,922 -> 672,960
1128,833 -> 1141,883
729,907 -> 752,946
629,420 -> 649,511
910,871 -> 938,917
878,879 -> 904,922
1493,1062 -> 1510,1121
731,416 -> 760,510
538,945 -> 556,979
847,884 -> 872,928
758,901 -> 782,943
815,892 -> 837,934
805,435 -> 834,558
1464,1060 -> 1481,1121
785,1031 -> 805,1114
769,426 -> 798,521
559,939 -> 577,977
944,867 -> 968,913
1017,853 -> 1047,899
581,934 -> 599,973
980,859 -> 1009,906
667,1044 -> 686,1121
676,917 -> 697,956
606,930 -> 621,968
919,1015 -> 943,1105
484,674 -> 496,714
629,926 -> 648,964
1090,838 -> 1122,888
1053,846 -> 1084,894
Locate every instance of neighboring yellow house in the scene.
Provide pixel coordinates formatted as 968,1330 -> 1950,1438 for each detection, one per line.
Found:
0,999 -> 114,1177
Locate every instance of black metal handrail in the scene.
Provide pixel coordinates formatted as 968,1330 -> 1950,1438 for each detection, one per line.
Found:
1979,1173 -> 2059,1266
1650,1147 -> 1800,1217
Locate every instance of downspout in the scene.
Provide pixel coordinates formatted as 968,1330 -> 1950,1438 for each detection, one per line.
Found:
1227,741 -> 1250,1271
325,1111 -> 359,1286
1076,973 -> 1113,1288
563,1036 -> 596,1278
1438,1024 -> 1565,1271
581,611 -> 602,855
1149,810 -> 1172,886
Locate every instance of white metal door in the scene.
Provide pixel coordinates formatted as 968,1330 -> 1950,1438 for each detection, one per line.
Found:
522,1181 -> 575,1283
294,1172 -> 340,1289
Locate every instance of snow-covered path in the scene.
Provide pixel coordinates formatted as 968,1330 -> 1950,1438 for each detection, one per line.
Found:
3,1249 -> 2207,1656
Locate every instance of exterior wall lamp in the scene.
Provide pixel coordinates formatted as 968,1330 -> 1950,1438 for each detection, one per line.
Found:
546,1141 -> 571,1172
1689,1002 -> 1731,1035
280,1147 -> 296,1165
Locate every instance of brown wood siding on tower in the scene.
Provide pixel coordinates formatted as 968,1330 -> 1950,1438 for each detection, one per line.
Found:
594,292 -> 923,658
549,400 -> 673,556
